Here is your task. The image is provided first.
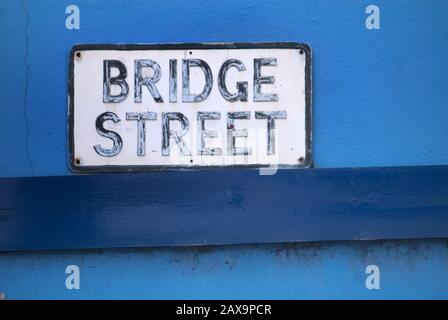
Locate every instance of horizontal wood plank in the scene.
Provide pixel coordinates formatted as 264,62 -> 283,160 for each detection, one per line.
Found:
0,165 -> 447,251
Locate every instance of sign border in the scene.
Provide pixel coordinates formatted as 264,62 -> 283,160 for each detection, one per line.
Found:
68,42 -> 312,173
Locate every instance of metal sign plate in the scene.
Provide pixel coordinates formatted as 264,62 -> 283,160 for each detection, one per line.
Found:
68,43 -> 311,172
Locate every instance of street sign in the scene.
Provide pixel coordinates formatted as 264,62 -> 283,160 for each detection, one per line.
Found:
68,43 -> 311,172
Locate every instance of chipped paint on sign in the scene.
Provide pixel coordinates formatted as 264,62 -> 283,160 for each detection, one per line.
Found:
69,43 -> 312,172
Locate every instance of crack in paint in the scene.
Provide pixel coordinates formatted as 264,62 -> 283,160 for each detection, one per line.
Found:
21,0 -> 34,175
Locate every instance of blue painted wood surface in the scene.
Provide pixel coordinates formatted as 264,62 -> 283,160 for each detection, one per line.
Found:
1,165 -> 447,251
2,239 -> 448,299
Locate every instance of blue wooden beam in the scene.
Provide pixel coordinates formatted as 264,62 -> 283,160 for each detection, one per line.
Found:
0,165 -> 447,252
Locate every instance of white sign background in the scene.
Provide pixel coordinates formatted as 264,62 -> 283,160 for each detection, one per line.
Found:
70,44 -> 310,171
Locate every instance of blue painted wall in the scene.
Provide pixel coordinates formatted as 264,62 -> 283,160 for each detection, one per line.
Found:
1,240 -> 448,299
0,0 -> 447,299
